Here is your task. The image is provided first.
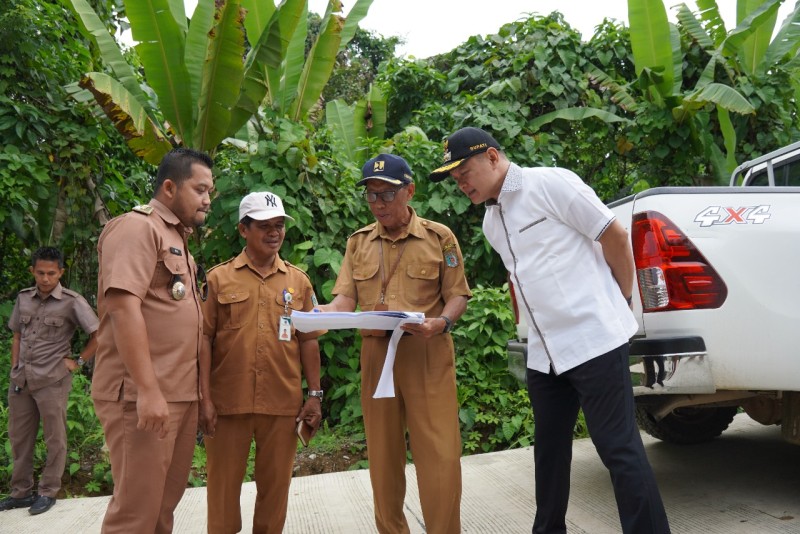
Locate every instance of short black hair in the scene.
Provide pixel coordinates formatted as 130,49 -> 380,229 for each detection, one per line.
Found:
240,215 -> 254,228
31,247 -> 64,269
154,148 -> 214,193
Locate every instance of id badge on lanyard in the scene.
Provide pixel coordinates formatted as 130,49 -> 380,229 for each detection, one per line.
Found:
279,289 -> 293,342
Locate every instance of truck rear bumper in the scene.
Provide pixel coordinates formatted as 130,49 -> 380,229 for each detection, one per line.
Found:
630,336 -> 716,396
507,336 -> 716,396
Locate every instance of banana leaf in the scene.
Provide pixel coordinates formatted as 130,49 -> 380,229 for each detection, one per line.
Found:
763,2 -> 800,68
354,85 -> 386,141
326,100 -> 359,161
66,0 -> 151,116
241,0 -> 276,44
229,0 -> 305,131
717,104 -> 737,174
628,0 -> 674,98
126,0 -> 195,144
682,82 -> 755,114
193,0 -> 247,151
338,0 -> 374,53
290,13 -> 345,120
720,0 -> 781,59
530,107 -> 631,132
676,4 -> 715,49
738,0 -> 779,75
185,0 -> 217,106
586,66 -> 639,112
79,72 -> 172,165
277,2 -> 309,114
696,0 -> 728,46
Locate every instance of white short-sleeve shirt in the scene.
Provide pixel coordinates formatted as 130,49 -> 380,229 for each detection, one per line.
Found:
483,163 -> 637,374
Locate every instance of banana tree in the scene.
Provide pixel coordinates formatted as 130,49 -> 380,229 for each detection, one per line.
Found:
66,0 -> 373,163
325,85 -> 387,161
620,0 -> 780,182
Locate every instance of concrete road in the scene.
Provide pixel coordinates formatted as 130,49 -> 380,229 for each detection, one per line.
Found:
1,414 -> 798,533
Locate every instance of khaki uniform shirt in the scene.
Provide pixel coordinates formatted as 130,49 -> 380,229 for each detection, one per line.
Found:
334,207 -> 472,318
92,198 -> 203,402
202,250 -> 322,416
8,283 -> 99,391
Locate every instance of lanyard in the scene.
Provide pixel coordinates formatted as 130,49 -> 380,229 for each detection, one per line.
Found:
378,239 -> 408,304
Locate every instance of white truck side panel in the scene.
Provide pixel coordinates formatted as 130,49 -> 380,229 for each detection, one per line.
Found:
613,187 -> 800,392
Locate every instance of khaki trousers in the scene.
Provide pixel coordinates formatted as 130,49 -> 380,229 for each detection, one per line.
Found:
7,375 -> 73,498
94,399 -> 197,534
204,413 -> 297,534
361,334 -> 462,534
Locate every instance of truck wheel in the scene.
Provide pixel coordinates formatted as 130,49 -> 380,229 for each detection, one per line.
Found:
635,406 -> 738,444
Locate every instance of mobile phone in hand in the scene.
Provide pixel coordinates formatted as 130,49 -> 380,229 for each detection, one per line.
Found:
296,421 -> 314,447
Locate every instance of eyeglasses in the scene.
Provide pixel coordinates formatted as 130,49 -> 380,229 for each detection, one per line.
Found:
363,186 -> 407,203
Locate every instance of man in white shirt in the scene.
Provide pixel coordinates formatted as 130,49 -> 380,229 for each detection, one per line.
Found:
429,127 -> 670,534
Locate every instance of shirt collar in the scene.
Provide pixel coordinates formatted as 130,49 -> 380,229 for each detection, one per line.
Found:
35,283 -> 63,301
148,197 -> 194,236
367,206 -> 425,241
233,249 -> 287,276
486,163 -> 524,206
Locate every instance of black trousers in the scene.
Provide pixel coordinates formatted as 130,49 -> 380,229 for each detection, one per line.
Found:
526,343 -> 671,534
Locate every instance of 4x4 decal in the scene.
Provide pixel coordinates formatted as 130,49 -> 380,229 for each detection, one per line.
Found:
694,205 -> 772,227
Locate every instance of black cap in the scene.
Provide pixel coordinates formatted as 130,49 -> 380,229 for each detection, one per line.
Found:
428,127 -> 501,182
357,153 -> 414,186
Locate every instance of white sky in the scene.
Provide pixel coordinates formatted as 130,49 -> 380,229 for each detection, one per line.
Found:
337,0 -> 796,58
177,0 -> 796,58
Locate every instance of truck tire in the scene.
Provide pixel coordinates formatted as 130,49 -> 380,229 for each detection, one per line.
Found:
635,406 -> 738,444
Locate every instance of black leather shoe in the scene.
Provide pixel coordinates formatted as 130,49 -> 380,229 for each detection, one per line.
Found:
0,494 -> 36,511
28,495 -> 56,515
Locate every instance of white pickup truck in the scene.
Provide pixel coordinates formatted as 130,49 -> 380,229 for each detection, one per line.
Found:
508,141 -> 800,445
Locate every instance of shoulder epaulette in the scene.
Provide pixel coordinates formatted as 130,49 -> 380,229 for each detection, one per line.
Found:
132,204 -> 154,215
61,288 -> 81,298
349,223 -> 376,239
285,261 -> 312,282
18,287 -> 35,294
206,257 -> 235,275
419,218 -> 453,239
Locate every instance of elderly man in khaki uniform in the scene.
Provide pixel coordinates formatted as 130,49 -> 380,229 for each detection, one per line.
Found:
92,148 -> 214,533
199,191 -> 323,534
320,154 -> 471,534
2,247 -> 98,516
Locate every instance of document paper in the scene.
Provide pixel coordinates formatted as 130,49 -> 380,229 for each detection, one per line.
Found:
291,310 -> 425,398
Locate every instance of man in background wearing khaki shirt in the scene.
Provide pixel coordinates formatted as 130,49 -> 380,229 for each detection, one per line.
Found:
199,191 -> 323,534
319,154 -> 471,534
92,148 -> 214,533
2,247 -> 98,516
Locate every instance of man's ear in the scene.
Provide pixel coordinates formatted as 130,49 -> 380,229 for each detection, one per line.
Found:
161,178 -> 177,200
406,182 -> 416,201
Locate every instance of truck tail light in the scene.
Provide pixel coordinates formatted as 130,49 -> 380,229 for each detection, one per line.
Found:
631,211 -> 727,312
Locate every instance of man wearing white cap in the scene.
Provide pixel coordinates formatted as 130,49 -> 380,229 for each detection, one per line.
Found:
199,192 -> 324,534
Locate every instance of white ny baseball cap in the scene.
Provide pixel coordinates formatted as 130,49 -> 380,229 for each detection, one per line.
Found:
238,191 -> 295,222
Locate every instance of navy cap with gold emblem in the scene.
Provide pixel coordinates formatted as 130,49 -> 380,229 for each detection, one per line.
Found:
357,154 -> 414,187
428,127 -> 501,182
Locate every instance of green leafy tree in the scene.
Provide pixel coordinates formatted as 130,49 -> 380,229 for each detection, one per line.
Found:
0,0 -> 149,297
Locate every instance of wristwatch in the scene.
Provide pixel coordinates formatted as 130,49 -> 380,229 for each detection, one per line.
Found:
76,357 -> 86,367
308,389 -> 324,400
440,315 -> 453,334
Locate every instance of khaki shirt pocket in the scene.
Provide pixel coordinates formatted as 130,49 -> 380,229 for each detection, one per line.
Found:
405,263 -> 440,305
42,316 -> 65,341
151,256 -> 189,300
18,315 -> 31,336
218,291 -> 251,329
274,289 -> 305,312
353,263 -> 380,307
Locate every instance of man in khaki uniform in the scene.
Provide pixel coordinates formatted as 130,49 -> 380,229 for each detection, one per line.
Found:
92,148 -> 214,533
199,191 -> 324,534
320,154 -> 471,534
2,247 -> 98,516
